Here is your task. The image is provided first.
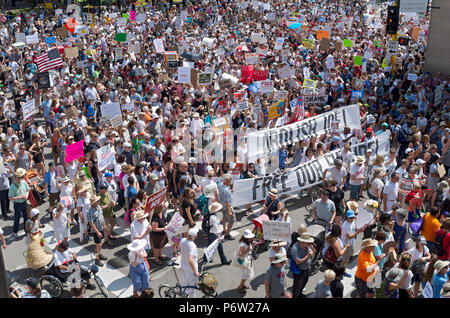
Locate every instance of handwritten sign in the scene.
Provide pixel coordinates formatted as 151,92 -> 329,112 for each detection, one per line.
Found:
164,212 -> 185,239
96,145 -> 113,171
65,140 -> 84,163
204,238 -> 220,262
144,187 -> 168,213
22,99 -> 36,119
262,220 -> 291,241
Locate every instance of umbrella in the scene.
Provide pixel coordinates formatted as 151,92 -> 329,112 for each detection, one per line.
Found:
235,45 -> 250,52
181,52 -> 203,61
288,23 -> 302,30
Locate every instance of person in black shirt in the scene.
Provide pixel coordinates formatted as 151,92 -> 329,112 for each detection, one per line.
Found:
330,262 -> 345,298
72,121 -> 85,142
327,180 -> 345,225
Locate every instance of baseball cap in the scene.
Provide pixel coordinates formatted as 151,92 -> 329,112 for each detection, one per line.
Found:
124,142 -> 131,148
104,172 -> 113,178
346,210 -> 356,218
188,228 -> 199,237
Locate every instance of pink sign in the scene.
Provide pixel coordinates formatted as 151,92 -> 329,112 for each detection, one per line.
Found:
65,140 -> 84,163
130,10 -> 136,21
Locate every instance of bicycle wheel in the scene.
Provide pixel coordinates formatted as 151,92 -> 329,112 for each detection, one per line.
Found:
89,292 -> 107,298
40,275 -> 64,298
158,284 -> 177,298
93,275 -> 109,298
202,291 -> 217,298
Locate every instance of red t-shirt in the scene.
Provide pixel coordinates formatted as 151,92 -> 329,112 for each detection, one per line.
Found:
436,230 -> 450,261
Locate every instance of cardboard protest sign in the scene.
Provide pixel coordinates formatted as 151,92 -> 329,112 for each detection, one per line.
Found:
22,99 -> 36,119
16,33 -> 26,43
274,91 -> 289,101
236,100 -> 249,112
335,39 -> 343,51
412,27 -> 420,42
128,43 -> 140,54
355,207 -> 375,229
96,145 -> 113,171
144,187 -> 168,213
167,60 -> 180,69
303,79 -> 317,89
136,13 -> 146,23
65,106 -> 80,120
319,38 -> 331,52
165,212 -> 185,239
45,36 -> 56,45
114,48 -> 123,60
65,140 -> 84,163
257,80 -> 274,93
64,47 -> 78,58
219,79 -> 233,89
407,73 -> 418,82
278,65 -> 295,79
268,99 -> 286,121
274,37 -> 284,50
262,220 -> 291,241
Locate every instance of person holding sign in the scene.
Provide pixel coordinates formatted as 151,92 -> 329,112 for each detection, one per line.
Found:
355,238 -> 384,298
180,228 -> 200,298
262,188 -> 282,221
201,202 -> 231,265
234,229 -> 255,295
150,205 -> 169,265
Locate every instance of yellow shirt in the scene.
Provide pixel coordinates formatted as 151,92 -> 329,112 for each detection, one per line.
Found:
421,213 -> 441,242
355,250 -> 376,282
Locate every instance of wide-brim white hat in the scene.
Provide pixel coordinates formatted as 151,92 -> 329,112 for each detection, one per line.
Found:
127,239 -> 147,251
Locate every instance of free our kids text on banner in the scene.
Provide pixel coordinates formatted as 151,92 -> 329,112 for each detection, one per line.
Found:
247,104 -> 361,163
232,132 -> 390,207
65,140 -> 84,163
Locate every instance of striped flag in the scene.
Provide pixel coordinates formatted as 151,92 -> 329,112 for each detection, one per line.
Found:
33,48 -> 64,72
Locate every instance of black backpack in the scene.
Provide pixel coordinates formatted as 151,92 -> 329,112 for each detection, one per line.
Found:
201,212 -> 212,234
433,230 -> 447,257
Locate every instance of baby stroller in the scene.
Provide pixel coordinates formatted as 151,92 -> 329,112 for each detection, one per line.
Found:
307,220 -> 330,275
25,169 -> 46,206
251,214 -> 271,259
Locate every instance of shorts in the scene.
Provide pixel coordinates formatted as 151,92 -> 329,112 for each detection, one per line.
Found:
222,208 -> 236,224
354,276 -> 375,298
49,192 -> 60,207
104,216 -> 117,228
341,245 -> 354,264
91,230 -> 104,244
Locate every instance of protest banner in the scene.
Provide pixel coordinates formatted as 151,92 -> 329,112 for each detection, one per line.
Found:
252,69 -> 268,81
65,140 -> 84,163
165,212 -> 185,239
144,187 -> 168,213
400,0 -> 428,13
22,99 -> 36,119
204,238 -> 220,262
247,104 -> 361,162
96,144 -> 113,171
268,99 -> 286,121
233,132 -> 390,207
262,220 -> 291,241
100,102 -> 122,121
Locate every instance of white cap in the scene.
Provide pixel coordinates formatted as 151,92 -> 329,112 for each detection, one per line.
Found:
243,229 -> 255,239
405,148 -> 414,154
416,159 -> 425,164
124,142 -> 131,148
30,208 -> 40,218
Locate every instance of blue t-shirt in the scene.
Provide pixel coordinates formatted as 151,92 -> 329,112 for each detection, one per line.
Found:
373,244 -> 385,269
279,149 -> 288,169
432,272 -> 449,298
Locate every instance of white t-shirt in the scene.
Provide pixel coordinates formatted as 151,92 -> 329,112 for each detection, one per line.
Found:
368,178 -> 384,197
76,194 -> 91,217
200,178 -> 217,194
53,208 -> 68,230
382,181 -> 399,201
341,220 -> 356,246
130,219 -> 150,247
407,246 -> 429,263
349,163 -> 365,185
128,249 -> 145,265
53,248 -> 74,273
180,238 -> 198,275
394,263 -> 413,290
0,226 -> 3,235
327,166 -> 347,187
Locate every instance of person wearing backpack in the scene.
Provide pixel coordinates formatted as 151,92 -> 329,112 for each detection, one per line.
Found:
289,232 -> 316,298
434,217 -> 450,261
201,202 -> 231,265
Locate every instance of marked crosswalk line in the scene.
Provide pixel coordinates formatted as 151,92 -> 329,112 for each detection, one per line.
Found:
40,223 -> 133,298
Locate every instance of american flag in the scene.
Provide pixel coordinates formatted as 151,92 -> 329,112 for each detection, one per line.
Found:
33,48 -> 64,72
